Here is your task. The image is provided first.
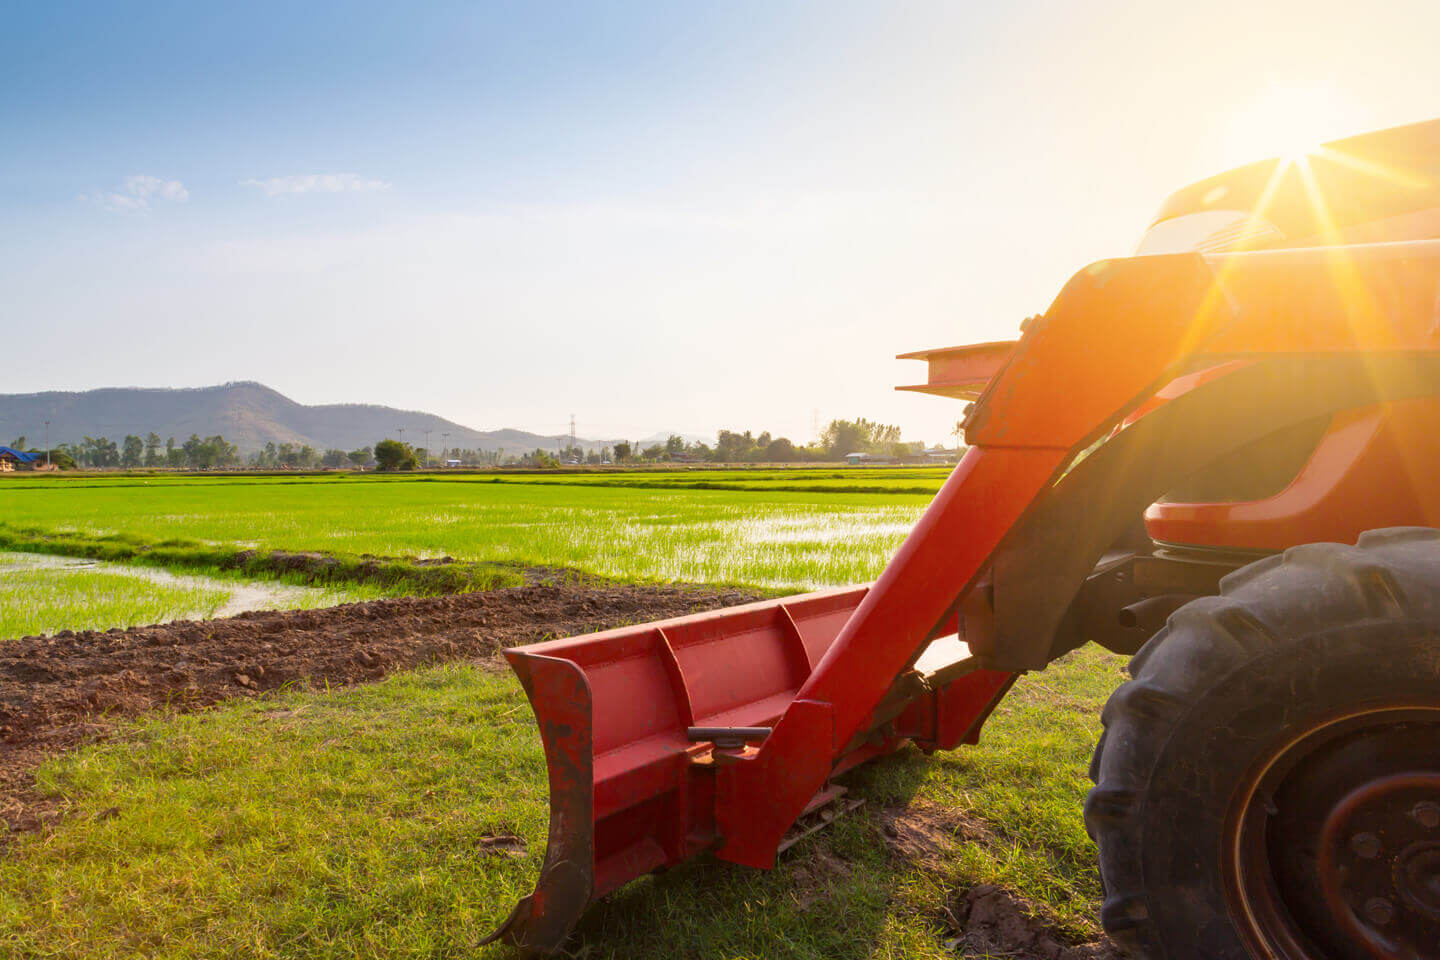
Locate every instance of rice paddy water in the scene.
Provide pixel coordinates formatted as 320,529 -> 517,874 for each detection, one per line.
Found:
0,552 -> 380,641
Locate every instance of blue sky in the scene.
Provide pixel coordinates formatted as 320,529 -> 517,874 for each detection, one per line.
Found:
3,0 -> 1437,445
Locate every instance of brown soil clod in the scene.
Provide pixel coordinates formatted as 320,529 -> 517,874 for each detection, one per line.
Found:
787,846 -> 853,911
878,802 -> 1119,960
946,885 -> 1122,960
477,834 -> 529,859
877,799 -> 993,870
0,581 -> 760,836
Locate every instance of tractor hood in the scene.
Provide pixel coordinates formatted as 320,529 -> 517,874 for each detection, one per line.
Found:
1138,117 -> 1440,256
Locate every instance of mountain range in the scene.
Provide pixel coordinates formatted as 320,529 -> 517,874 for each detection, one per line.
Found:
0,382 -> 654,455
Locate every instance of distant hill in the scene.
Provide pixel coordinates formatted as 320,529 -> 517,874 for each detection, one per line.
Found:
0,382 -> 616,454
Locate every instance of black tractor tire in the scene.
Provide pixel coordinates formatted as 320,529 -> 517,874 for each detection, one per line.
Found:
1086,527 -> 1440,960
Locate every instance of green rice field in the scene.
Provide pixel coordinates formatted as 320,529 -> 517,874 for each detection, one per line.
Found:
0,471 -> 944,588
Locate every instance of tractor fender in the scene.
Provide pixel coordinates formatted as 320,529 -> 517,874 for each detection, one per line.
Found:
987,355 -> 1440,671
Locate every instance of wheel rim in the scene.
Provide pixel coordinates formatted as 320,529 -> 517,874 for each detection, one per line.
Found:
1225,705 -> 1440,960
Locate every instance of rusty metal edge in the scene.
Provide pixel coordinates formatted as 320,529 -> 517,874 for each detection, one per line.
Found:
480,650 -> 596,955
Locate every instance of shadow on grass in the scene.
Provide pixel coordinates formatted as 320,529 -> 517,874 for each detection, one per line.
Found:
555,752 -> 938,960
550,651 -> 1123,958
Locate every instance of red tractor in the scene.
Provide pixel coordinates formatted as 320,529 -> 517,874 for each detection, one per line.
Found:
488,118 -> 1440,959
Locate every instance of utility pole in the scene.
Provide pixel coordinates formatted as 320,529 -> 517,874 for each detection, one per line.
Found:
397,426 -> 406,445
423,428 -> 432,466
44,420 -> 50,469
570,414 -> 577,463
441,432 -> 449,464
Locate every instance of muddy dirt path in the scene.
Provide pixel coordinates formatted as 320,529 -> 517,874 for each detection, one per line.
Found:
0,582 -> 760,833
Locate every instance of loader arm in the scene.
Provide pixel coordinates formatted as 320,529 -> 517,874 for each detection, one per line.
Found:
488,240 -> 1440,953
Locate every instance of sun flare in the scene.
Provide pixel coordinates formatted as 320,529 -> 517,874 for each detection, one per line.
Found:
1222,83 -> 1357,167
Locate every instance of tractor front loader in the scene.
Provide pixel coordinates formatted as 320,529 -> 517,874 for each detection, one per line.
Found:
487,118 -> 1440,959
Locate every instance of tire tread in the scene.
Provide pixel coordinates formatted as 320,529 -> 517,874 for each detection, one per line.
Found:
1086,527 -> 1440,957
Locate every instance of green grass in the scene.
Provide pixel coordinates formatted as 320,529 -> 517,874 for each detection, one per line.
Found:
0,560 -> 231,639
0,649 -> 1120,958
0,474 -> 934,589
0,665 -> 545,959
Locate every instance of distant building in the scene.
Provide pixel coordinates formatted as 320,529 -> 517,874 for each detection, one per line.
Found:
445,458 -> 462,467
0,446 -> 39,471
843,452 -> 899,466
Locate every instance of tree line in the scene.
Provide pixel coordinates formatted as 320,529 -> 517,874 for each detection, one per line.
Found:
607,418 -> 927,464
251,442 -> 373,469
16,433 -> 374,470
42,433 -> 241,469
8,417 -> 947,472
368,418 -> 939,471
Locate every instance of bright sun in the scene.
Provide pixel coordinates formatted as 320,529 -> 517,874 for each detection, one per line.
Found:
1221,83 -> 1357,167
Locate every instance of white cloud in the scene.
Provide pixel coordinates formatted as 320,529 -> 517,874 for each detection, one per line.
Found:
99,192 -> 148,212
240,173 -> 391,197
87,174 -> 189,212
124,174 -> 189,202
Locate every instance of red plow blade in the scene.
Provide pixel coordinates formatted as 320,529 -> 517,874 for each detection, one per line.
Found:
485,586 -> 863,950
484,584 -> 1013,953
